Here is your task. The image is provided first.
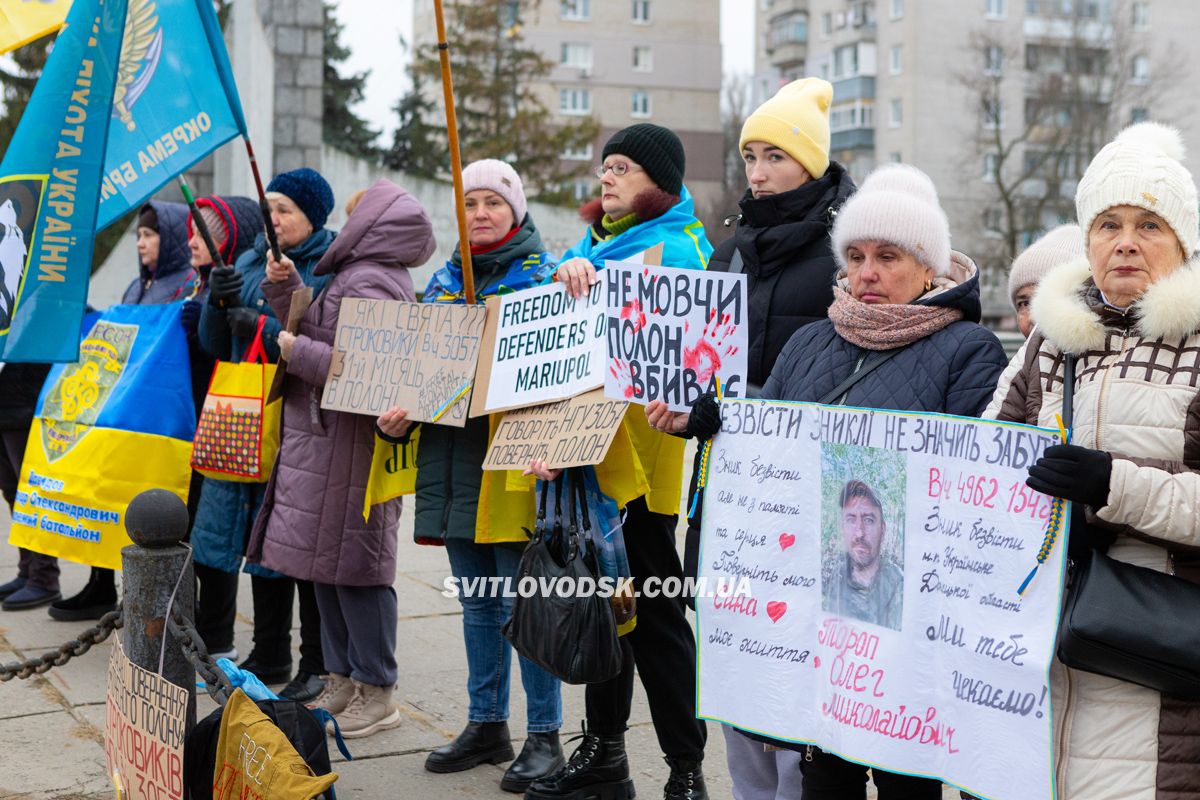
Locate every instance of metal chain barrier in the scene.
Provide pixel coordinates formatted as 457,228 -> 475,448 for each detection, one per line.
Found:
0,604 -> 124,681
166,605 -> 233,706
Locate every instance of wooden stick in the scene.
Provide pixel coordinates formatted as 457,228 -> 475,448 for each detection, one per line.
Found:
433,0 -> 476,304
243,137 -> 283,262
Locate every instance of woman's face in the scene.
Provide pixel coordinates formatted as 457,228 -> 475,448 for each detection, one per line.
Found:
846,241 -> 935,305
465,189 -> 516,247
742,141 -> 811,198
188,228 -> 211,268
599,155 -> 656,220
136,227 -> 160,271
1013,283 -> 1036,337
1088,205 -> 1186,308
269,194 -> 314,252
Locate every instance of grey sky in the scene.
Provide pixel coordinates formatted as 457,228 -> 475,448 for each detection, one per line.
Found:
336,0 -> 756,143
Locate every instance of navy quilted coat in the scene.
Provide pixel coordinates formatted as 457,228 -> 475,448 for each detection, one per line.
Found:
761,254 -> 1008,415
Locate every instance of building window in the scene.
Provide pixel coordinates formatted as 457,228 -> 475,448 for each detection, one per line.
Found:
561,0 -> 590,21
984,208 -> 1004,235
889,98 -> 903,128
983,152 -> 999,182
562,143 -> 594,161
559,88 -> 591,114
890,151 -> 902,163
1131,54 -> 1150,83
560,42 -> 593,69
631,90 -> 651,117
1132,1 -> 1149,30
768,11 -> 808,49
984,45 -> 1004,75
1131,106 -> 1149,123
985,0 -> 1006,19
984,98 -> 1004,129
890,0 -> 903,19
833,44 -> 860,79
821,11 -> 832,37
889,44 -> 903,74
633,45 -> 653,71
632,0 -> 651,23
830,102 -> 874,132
573,179 -> 593,202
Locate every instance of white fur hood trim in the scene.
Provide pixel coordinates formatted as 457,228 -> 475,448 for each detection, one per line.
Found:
1030,254 -> 1200,354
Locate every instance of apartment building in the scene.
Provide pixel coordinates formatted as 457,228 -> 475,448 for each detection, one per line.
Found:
755,0 -> 1200,324
412,0 -> 724,209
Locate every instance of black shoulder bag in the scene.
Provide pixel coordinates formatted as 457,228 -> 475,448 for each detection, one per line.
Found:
1056,353 -> 1200,698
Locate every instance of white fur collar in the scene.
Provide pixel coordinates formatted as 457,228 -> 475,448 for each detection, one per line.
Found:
1029,254 -> 1200,354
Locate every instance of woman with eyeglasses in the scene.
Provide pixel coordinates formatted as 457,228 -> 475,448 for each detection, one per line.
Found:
525,123 -> 713,800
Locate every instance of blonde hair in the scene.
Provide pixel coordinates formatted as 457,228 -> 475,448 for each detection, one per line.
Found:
345,189 -> 368,217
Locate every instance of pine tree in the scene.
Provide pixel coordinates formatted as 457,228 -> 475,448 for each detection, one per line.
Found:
384,68 -> 445,176
407,0 -> 598,204
0,34 -> 54,153
322,0 -> 379,159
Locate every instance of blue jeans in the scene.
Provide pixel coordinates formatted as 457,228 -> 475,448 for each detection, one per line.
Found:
445,538 -> 562,733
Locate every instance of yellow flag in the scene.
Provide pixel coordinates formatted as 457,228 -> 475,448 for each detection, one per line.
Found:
0,0 -> 70,55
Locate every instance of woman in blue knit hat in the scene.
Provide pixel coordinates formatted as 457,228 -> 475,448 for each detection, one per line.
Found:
192,167 -> 336,701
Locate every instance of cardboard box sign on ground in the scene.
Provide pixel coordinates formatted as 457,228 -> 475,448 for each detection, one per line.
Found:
321,298 -> 487,427
483,388 -> 628,470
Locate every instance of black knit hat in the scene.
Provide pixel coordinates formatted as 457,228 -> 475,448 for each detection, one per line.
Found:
601,123 -> 685,196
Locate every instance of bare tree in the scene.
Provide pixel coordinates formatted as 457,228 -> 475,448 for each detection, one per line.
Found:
698,73 -> 754,247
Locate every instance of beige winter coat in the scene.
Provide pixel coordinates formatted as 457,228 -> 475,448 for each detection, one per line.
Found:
985,255 -> 1200,800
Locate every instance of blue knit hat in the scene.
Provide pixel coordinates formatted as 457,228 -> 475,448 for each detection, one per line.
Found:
266,167 -> 335,230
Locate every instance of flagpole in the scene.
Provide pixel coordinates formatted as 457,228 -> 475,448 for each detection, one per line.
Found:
243,138 -> 283,263
176,177 -> 233,304
433,0 -> 476,305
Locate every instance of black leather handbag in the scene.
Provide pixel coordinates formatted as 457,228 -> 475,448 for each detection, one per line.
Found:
502,470 -> 624,685
1055,354 -> 1200,698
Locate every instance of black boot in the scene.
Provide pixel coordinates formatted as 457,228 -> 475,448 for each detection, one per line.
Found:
524,724 -> 634,800
501,731 -> 565,793
663,757 -> 708,800
425,721 -> 515,773
48,567 -> 117,621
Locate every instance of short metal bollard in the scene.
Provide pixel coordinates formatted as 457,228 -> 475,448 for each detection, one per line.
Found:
121,488 -> 197,729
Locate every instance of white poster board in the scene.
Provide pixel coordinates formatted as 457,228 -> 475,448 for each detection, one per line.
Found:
698,400 -> 1064,800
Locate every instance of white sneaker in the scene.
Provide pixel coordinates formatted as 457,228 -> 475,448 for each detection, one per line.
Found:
210,647 -> 239,662
334,681 -> 401,739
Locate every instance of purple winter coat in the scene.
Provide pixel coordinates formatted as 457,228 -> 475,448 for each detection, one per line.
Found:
247,180 -> 437,586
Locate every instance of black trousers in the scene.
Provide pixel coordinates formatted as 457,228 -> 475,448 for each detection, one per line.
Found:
800,748 -> 943,800
250,573 -> 324,674
193,563 -> 239,652
585,497 -> 707,761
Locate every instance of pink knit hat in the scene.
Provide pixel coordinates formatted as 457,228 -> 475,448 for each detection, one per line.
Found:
462,159 -> 527,224
1007,224 -> 1084,307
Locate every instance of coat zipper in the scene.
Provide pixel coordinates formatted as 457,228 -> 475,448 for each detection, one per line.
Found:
1091,332 -> 1131,452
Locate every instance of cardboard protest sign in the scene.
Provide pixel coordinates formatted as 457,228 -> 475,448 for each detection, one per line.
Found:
483,389 -> 628,470
322,298 -> 487,427
604,263 -> 747,411
268,286 -> 313,403
697,401 -> 1063,800
105,636 -> 188,800
470,281 -> 606,416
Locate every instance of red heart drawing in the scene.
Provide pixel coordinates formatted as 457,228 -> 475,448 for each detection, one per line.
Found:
779,533 -> 796,551
813,655 -> 821,669
766,601 -> 787,623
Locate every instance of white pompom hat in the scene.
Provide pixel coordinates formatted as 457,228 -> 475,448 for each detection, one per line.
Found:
1075,122 -> 1198,256
832,163 -> 952,275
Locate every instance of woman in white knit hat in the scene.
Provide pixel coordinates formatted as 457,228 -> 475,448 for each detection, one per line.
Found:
986,122 -> 1200,798
650,162 -> 1009,798
1008,224 -> 1085,337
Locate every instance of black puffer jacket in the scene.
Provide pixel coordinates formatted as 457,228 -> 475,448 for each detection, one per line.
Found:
0,363 -> 52,431
709,161 -> 856,391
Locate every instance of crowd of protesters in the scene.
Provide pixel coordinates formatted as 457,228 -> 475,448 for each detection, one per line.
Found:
1,73 -> 1197,800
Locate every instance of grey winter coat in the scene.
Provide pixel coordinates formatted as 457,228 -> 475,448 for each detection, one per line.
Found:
248,180 -> 436,586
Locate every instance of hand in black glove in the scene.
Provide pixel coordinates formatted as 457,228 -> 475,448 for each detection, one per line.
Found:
1026,444 -> 1112,508
209,266 -> 244,307
179,300 -> 201,334
227,307 -> 261,340
684,391 -> 722,441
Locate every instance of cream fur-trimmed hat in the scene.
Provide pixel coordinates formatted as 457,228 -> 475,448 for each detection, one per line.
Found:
831,163 -> 952,275
1075,122 -> 1199,256
1008,224 -> 1085,307
739,78 -> 832,180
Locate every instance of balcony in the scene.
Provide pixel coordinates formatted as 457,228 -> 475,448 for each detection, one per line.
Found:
765,9 -> 809,71
831,128 -> 875,151
833,75 -> 875,101
768,40 -> 808,71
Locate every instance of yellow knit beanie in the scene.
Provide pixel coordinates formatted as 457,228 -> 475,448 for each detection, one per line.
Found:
739,78 -> 833,180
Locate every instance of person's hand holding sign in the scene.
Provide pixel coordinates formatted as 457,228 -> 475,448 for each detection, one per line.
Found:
376,407 -> 413,441
646,392 -> 722,441
266,251 -> 297,284
524,459 -> 561,482
555,257 -> 598,299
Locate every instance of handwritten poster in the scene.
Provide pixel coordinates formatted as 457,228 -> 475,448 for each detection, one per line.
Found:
470,281 -> 606,416
604,262 -> 747,411
105,636 -> 188,800
482,389 -> 628,470
322,299 -> 487,427
698,400 -> 1063,800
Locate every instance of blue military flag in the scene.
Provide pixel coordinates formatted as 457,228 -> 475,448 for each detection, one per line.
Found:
0,0 -> 127,362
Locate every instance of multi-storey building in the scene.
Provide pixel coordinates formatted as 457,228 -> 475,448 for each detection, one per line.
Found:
412,0 -> 724,210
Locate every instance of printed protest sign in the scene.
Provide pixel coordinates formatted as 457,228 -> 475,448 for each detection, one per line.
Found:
322,299 -> 487,427
604,263 -> 747,411
697,401 -> 1063,800
105,636 -> 188,800
470,281 -> 606,416
482,389 -> 628,470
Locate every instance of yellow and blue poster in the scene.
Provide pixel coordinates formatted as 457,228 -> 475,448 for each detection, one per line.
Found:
8,303 -> 195,569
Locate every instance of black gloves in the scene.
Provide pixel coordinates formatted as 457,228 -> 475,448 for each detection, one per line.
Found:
209,266 -> 244,307
180,300 -> 201,334
1027,444 -> 1112,509
684,392 -> 722,441
227,307 -> 261,340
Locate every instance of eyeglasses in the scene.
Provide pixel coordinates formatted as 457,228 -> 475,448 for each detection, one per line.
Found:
594,162 -> 642,179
